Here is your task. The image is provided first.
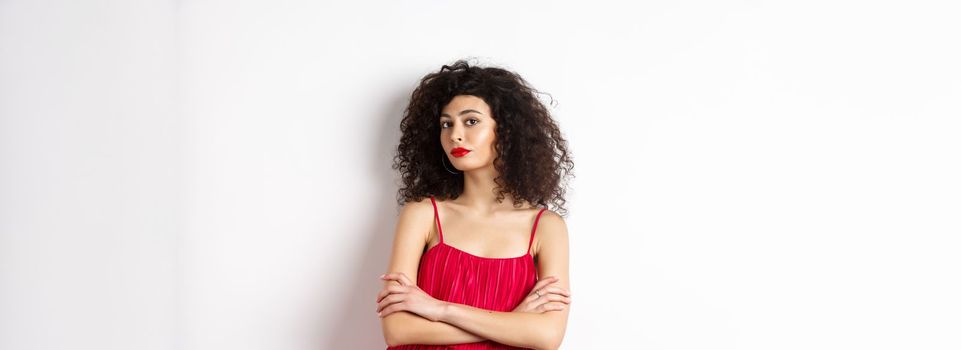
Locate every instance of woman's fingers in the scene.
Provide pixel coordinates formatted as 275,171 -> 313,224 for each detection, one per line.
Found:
524,277 -> 560,301
398,273 -> 414,286
380,272 -> 414,286
376,285 -> 407,303
529,291 -> 571,311
512,274 -> 571,314
526,287 -> 572,313
378,301 -> 407,318
536,301 -> 566,312
376,293 -> 405,313
526,284 -> 571,303
539,293 -> 572,305
541,285 -> 571,297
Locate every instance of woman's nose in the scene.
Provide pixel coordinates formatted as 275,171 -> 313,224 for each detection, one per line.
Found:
450,127 -> 463,142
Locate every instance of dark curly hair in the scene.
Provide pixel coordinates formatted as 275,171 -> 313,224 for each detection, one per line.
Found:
392,58 -> 575,216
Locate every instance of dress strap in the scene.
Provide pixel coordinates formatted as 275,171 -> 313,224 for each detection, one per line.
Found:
527,208 -> 548,254
429,195 -> 444,243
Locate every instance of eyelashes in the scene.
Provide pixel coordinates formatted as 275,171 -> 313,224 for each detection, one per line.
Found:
440,118 -> 479,129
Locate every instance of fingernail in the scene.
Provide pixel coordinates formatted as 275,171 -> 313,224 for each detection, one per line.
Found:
379,274 -> 385,278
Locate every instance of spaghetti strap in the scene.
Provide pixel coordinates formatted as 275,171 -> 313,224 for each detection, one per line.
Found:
527,208 -> 548,254
429,195 -> 444,243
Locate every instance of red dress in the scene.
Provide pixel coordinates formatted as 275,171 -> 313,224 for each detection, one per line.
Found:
386,195 -> 548,350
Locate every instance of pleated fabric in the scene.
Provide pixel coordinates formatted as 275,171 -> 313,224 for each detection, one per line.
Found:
386,195 -> 548,350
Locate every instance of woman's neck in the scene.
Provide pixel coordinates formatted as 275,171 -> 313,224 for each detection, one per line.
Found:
455,166 -> 524,215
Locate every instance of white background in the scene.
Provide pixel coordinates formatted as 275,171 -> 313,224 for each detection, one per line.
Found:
1,1 -> 959,349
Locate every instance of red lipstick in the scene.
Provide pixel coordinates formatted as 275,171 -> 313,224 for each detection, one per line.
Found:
450,147 -> 471,157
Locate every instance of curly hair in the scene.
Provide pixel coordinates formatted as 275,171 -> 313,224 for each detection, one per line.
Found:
392,58 -> 575,217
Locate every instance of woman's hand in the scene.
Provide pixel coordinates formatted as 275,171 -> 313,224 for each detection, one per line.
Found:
512,276 -> 572,313
377,272 -> 449,321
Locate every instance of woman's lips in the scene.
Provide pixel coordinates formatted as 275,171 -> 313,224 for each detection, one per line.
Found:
451,147 -> 471,157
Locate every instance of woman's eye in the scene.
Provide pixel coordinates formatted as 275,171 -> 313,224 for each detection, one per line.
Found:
441,119 -> 478,128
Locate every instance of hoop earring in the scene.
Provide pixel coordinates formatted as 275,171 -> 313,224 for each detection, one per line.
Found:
441,153 -> 462,175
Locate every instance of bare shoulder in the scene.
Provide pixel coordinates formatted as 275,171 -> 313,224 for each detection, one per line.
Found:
532,209 -> 570,296
384,197 -> 437,280
399,196 -> 434,219
394,197 -> 435,245
537,210 -> 568,235
532,209 -> 569,255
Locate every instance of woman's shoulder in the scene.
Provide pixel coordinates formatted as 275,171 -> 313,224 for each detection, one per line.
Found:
399,196 -> 434,218
393,197 -> 437,246
534,208 -> 567,237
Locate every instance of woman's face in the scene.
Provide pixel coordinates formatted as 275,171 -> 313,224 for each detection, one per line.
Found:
439,95 -> 497,172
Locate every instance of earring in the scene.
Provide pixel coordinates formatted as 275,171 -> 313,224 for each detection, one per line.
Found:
441,152 -> 462,175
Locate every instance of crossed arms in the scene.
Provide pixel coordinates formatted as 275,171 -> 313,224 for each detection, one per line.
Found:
378,199 -> 571,349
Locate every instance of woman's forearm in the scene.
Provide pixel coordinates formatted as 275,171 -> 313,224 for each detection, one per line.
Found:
438,302 -> 564,350
382,310 -> 486,346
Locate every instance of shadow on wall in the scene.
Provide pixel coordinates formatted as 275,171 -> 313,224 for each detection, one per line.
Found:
320,89 -> 412,349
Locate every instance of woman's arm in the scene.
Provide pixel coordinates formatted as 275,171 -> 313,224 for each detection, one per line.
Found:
380,199 -> 486,346
382,311 -> 485,346
436,211 -> 571,350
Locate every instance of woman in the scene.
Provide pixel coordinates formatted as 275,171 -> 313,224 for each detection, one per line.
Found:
376,59 -> 575,350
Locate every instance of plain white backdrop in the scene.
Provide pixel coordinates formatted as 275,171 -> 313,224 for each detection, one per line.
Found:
1,1 -> 959,349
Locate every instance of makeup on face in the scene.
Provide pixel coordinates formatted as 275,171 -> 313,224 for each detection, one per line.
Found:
450,147 -> 471,157
440,96 -> 495,162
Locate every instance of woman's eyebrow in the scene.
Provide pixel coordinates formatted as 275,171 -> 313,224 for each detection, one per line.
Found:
440,109 -> 484,118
